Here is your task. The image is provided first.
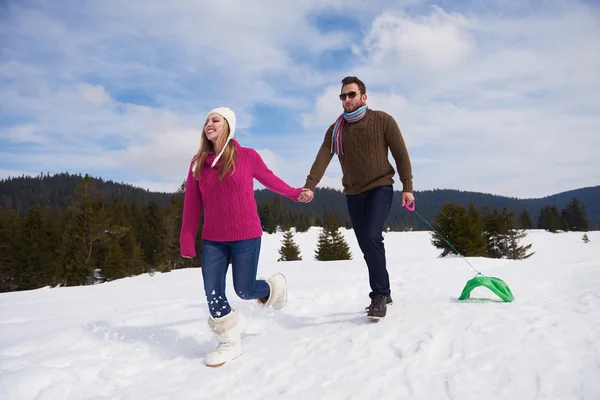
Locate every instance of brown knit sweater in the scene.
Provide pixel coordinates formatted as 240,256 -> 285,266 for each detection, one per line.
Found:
303,109 -> 413,195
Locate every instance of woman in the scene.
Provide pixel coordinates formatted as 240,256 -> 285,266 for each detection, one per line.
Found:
180,107 -> 303,367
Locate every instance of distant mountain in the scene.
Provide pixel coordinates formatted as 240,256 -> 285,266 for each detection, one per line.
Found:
0,172 -> 173,213
1,173 -> 598,230
255,186 -> 600,231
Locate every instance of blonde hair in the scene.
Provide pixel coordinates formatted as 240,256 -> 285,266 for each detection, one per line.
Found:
192,119 -> 237,180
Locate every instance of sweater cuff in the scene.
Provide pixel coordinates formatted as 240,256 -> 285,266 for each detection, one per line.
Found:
303,179 -> 317,192
290,187 -> 303,202
401,179 -> 413,193
181,250 -> 196,258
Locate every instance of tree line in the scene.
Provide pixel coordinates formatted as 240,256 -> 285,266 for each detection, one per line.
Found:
5,173 -> 598,230
0,175 -> 199,292
0,176 -> 351,292
428,198 -> 589,259
0,173 -> 592,293
276,198 -> 591,263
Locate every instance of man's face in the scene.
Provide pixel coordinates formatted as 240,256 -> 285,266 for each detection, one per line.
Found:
340,83 -> 367,113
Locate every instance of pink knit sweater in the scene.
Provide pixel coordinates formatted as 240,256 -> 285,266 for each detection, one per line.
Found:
180,140 -> 302,257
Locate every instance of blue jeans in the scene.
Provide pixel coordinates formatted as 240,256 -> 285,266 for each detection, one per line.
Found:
346,185 -> 393,299
201,237 -> 270,318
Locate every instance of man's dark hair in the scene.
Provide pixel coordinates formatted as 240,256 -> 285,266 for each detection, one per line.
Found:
341,76 -> 366,94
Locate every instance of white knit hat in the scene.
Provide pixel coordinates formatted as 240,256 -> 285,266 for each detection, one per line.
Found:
205,107 -> 236,168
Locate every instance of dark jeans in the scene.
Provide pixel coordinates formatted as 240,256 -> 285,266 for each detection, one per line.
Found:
346,185 -> 393,299
201,237 -> 270,318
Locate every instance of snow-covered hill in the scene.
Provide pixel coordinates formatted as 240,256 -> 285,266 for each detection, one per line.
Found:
1,229 -> 599,399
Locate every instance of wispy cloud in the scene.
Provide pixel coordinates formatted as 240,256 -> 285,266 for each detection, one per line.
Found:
302,2 -> 600,196
1,0 -> 599,198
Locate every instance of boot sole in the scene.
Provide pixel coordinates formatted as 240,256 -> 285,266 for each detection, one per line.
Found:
205,352 -> 241,368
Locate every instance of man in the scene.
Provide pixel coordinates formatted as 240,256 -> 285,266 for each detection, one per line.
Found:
299,76 -> 414,320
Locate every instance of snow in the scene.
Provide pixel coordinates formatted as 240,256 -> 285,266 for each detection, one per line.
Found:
1,228 -> 599,399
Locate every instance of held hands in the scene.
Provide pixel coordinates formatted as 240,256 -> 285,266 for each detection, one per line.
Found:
298,188 -> 314,203
401,191 -> 415,207
298,188 -> 412,207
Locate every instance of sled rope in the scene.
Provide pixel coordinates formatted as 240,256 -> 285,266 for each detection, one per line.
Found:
404,201 -> 514,302
404,202 -> 484,276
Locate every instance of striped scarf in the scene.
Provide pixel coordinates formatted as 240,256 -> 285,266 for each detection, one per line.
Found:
331,104 -> 368,155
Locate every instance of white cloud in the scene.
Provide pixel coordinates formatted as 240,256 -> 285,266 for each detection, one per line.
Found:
5,124 -> 44,144
0,169 -> 31,179
356,7 -> 477,72
0,0 -> 357,191
255,149 -> 281,173
300,85 -> 342,130
316,176 -> 344,191
1,0 -> 599,199
299,2 -> 600,197
126,179 -> 182,194
78,84 -> 112,106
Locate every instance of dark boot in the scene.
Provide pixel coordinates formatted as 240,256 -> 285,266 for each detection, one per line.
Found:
366,296 -> 387,319
365,295 -> 393,312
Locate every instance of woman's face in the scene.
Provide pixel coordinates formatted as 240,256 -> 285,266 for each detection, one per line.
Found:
204,113 -> 226,143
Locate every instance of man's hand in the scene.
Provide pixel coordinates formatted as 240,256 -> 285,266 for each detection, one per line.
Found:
298,188 -> 314,203
401,191 -> 415,207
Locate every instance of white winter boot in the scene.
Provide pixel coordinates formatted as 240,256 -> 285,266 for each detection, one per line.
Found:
205,310 -> 242,367
257,273 -> 288,310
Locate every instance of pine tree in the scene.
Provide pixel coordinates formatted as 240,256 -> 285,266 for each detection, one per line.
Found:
61,176 -> 97,285
483,206 -> 526,259
315,228 -> 336,261
313,215 -> 323,227
100,240 -> 127,281
330,228 -> 352,260
481,206 -> 533,260
279,211 -> 292,232
557,206 -> 569,231
536,207 -> 547,230
17,204 -> 64,290
16,204 -> 46,289
505,228 -> 534,260
163,192 -> 184,272
0,209 -> 20,292
323,208 -> 344,231
295,210 -> 310,233
62,175 -> 117,285
120,227 -> 146,276
43,208 -> 65,286
92,199 -> 132,281
561,197 -> 590,232
258,203 -> 277,234
537,205 -> 566,232
278,230 -> 302,261
518,209 -> 534,229
314,212 -> 352,261
140,200 -> 167,268
271,195 -> 283,230
431,202 -> 486,257
482,207 -> 506,259
466,203 -> 487,256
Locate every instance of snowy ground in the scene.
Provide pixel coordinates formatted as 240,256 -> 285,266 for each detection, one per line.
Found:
1,228 -> 599,400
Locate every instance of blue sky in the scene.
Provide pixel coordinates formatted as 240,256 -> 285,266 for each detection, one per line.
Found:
1,0 -> 599,198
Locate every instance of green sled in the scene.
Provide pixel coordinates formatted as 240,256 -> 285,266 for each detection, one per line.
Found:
458,275 -> 514,302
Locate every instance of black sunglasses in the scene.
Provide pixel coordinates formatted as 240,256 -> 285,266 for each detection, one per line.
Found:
339,91 -> 359,100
